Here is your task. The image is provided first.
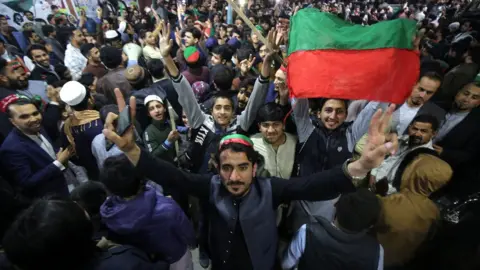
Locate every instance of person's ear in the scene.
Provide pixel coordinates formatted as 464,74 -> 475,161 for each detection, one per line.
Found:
252,163 -> 257,177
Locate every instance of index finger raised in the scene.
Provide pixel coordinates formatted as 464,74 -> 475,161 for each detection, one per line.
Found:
114,88 -> 126,111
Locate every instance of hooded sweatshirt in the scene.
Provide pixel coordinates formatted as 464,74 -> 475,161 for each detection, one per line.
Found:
376,154 -> 452,266
100,185 -> 195,263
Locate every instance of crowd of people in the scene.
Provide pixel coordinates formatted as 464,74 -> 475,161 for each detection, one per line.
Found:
0,0 -> 479,269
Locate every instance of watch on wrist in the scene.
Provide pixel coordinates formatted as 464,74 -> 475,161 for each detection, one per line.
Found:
342,158 -> 367,187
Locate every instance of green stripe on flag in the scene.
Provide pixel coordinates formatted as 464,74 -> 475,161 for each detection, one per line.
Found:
288,9 -> 417,55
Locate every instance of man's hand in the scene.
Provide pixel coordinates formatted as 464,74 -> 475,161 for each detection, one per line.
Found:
159,21 -> 173,57
433,144 -> 443,155
56,146 -> 74,165
277,83 -> 289,105
167,130 -> 180,143
261,29 -> 280,78
103,88 -> 141,165
347,104 -> 398,178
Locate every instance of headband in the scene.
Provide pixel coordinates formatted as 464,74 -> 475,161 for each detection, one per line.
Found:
0,94 -> 29,113
279,65 -> 287,74
219,134 -> 254,149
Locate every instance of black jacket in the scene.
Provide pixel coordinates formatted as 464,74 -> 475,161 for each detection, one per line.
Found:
136,149 -> 355,269
29,65 -> 61,85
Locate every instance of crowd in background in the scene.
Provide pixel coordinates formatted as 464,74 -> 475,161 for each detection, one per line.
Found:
0,0 -> 480,269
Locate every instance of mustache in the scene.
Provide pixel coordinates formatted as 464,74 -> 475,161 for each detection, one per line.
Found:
227,181 -> 244,186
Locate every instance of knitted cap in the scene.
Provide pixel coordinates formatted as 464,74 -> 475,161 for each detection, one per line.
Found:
184,46 -> 200,64
192,81 -> 209,101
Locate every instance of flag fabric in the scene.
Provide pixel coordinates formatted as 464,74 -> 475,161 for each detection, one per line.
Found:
287,9 -> 420,104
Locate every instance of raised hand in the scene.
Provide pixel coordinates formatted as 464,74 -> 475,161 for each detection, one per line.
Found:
103,88 -> 140,164
159,22 -> 173,57
348,104 -> 398,177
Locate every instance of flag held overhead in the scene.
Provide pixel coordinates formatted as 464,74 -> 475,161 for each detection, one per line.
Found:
287,9 -> 420,104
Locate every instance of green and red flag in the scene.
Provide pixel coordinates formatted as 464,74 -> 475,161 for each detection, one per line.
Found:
287,9 -> 419,103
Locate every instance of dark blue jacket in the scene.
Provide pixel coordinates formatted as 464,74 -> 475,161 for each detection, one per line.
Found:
0,128 -> 69,199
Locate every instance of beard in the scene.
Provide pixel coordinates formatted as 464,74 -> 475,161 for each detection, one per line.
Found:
10,78 -> 29,90
408,135 -> 424,147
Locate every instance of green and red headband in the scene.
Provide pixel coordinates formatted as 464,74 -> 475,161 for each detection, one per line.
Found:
219,134 -> 254,149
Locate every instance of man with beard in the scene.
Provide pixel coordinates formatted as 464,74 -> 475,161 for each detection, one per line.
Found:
433,82 -> 480,195
0,96 -> 73,199
64,29 -> 87,81
370,114 -> 439,195
101,81 -> 399,270
42,24 -> 65,63
81,43 -> 107,79
28,44 -> 62,85
236,77 -> 256,115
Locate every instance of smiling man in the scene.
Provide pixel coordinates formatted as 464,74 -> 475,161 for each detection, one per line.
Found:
28,44 -> 62,85
101,83 -> 398,270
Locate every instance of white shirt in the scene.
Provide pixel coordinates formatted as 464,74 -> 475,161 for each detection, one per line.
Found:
65,43 -> 87,81
1,51 -> 13,61
25,133 -> 65,171
396,102 -> 420,135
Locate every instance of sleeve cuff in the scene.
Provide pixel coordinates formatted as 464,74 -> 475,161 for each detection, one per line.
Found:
53,160 -> 66,171
259,75 -> 269,83
162,140 -> 172,149
170,73 -> 183,83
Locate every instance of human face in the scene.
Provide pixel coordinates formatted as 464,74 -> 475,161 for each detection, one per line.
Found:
274,69 -> 286,91
182,111 -> 189,127
89,77 -> 98,93
235,19 -> 243,31
0,65 -> 29,90
211,53 -> 222,66
31,49 -> 50,68
183,32 -> 197,47
219,149 -> 254,196
147,100 -> 165,121
146,31 -> 156,46
72,30 -> 86,46
227,27 -> 234,37
259,45 -> 267,60
89,47 -> 101,62
454,84 -> 480,112
461,22 -> 471,33
212,97 -> 233,126
408,77 -> 440,107
259,121 -> 284,145
31,32 -> 41,43
186,18 -> 194,28
0,19 -> 9,32
237,85 -> 253,109
408,121 -> 435,147
251,33 -> 259,44
318,99 -> 347,130
219,27 -> 227,38
9,103 -> 42,135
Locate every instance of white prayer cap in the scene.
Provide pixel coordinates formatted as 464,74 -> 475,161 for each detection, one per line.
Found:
449,22 -> 460,32
105,30 -> 119,39
144,95 -> 163,106
60,81 -> 87,106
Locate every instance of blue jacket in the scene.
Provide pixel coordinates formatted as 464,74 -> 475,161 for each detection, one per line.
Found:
0,128 -> 68,199
100,185 -> 195,263
0,32 -> 29,53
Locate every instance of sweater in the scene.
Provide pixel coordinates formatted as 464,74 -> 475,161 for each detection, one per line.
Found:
143,120 -> 175,163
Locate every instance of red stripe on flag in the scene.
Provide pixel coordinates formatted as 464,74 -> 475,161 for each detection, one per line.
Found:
287,48 -> 420,104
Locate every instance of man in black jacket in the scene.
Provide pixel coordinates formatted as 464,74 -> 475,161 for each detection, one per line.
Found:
28,44 -> 62,85
102,84 -> 398,270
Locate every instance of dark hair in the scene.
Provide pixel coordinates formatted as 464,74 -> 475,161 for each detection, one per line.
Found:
0,57 -> 8,74
23,29 -> 35,40
214,140 -> 260,165
2,198 -> 95,270
51,5 -> 59,10
42,24 -> 55,37
317,98 -> 348,112
411,114 -> 440,132
239,77 -> 256,90
257,102 -> 285,123
236,48 -> 253,63
71,181 -> 107,216
51,80 -> 68,88
184,27 -> 202,40
6,99 -> 37,118
99,104 -> 119,123
212,44 -> 234,63
100,154 -> 145,197
147,59 -> 165,79
468,45 -> 480,65
335,188 -> 381,233
212,66 -> 233,91
78,72 -> 95,88
54,16 -> 64,25
47,14 -> 54,23
213,91 -> 235,109
24,11 -> 33,16
419,70 -> 443,83
27,43 -> 48,59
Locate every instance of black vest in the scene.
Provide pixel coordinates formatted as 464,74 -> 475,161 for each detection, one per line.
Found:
208,175 -> 277,270
299,217 -> 379,270
296,121 -> 352,177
